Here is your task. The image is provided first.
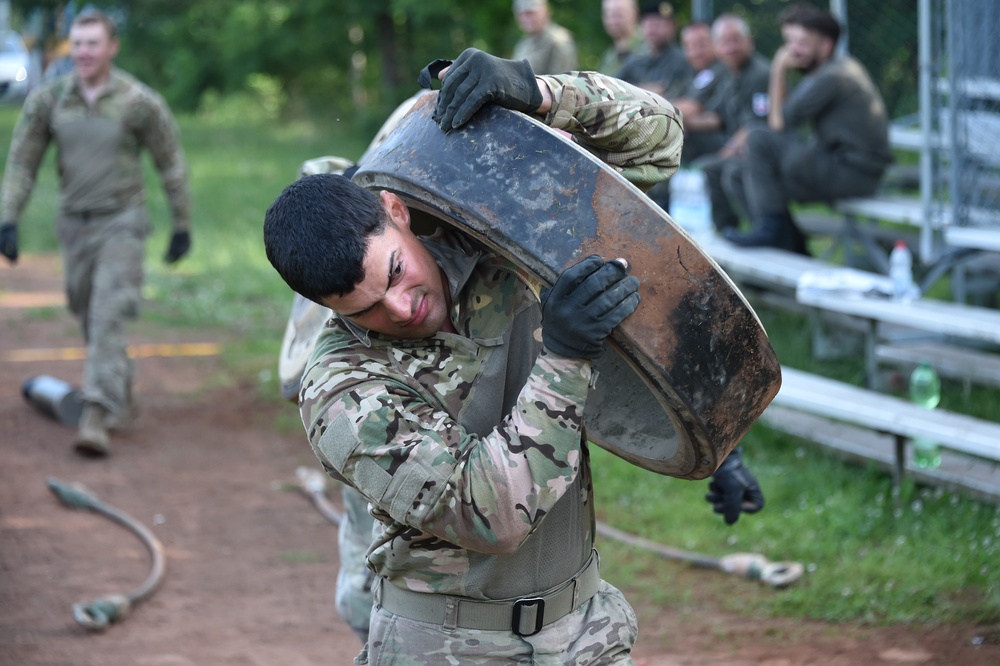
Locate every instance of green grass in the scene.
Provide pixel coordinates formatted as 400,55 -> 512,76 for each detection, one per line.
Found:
2,102 -> 998,627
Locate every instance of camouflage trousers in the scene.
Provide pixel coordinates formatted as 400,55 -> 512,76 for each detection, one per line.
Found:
337,484 -> 377,644
56,206 -> 150,416
358,580 -> 638,665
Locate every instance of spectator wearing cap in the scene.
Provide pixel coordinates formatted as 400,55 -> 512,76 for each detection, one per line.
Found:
616,1 -> 692,101
722,4 -> 892,252
512,0 -> 579,75
598,0 -> 647,75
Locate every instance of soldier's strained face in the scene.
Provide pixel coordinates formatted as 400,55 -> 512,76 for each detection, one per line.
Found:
70,22 -> 119,86
322,191 -> 454,340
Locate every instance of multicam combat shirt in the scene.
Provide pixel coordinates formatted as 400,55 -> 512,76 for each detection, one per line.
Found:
1,68 -> 191,230
298,72 -> 682,600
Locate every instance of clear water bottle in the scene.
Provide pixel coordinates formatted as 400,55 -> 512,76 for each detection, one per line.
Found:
909,363 -> 942,469
889,240 -> 916,301
669,169 -> 713,240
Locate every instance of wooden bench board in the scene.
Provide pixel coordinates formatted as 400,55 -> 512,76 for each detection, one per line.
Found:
761,406 -> 1000,504
773,367 -> 1000,463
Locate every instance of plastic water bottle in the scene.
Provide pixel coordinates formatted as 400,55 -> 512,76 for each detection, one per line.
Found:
889,240 -> 915,301
909,363 -> 942,469
669,169 -> 713,240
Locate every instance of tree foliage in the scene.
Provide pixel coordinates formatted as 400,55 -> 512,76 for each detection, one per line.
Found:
11,0 -> 917,121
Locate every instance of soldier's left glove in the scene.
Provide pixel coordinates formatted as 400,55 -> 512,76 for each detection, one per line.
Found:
0,222 -> 17,264
705,448 -> 764,525
425,48 -> 543,130
164,230 -> 191,264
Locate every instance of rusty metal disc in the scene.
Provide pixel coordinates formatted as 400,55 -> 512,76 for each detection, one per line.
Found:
297,94 -> 780,479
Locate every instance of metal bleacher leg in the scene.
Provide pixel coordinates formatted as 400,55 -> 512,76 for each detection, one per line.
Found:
863,317 -> 878,389
893,434 -> 906,513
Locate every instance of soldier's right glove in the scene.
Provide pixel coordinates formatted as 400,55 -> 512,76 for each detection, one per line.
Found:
540,255 -> 640,361
428,48 -> 543,130
0,222 -> 18,264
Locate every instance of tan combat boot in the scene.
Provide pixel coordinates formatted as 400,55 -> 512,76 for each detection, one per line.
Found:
74,404 -> 111,457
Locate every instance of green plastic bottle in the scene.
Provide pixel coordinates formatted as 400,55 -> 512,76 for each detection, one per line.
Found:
909,363 -> 942,469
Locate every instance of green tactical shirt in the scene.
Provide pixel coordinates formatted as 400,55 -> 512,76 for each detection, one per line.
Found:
512,23 -> 579,75
782,55 -> 893,172
298,71 -> 682,599
617,42 -> 693,102
716,52 -> 771,134
0,67 -> 191,230
598,34 -> 648,76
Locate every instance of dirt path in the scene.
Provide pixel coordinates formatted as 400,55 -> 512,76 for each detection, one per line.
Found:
2,256 -> 997,666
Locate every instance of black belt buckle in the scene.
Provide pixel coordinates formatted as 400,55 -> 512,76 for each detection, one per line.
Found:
511,597 -> 544,637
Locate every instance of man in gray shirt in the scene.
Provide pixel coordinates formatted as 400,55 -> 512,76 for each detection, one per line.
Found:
723,4 -> 892,252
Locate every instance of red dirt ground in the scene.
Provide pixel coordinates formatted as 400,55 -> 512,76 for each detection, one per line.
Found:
2,255 -> 998,666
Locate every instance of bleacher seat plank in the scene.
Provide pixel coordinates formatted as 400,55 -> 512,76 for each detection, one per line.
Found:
773,367 -> 1000,463
761,406 -> 1000,504
834,196 -> 949,227
875,342 -> 1000,389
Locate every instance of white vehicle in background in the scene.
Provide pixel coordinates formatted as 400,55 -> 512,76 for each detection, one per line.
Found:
0,30 -> 33,103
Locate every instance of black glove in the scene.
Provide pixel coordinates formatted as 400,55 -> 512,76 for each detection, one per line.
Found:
705,448 -> 765,525
0,222 -> 18,264
427,48 -> 543,130
417,58 -> 453,90
164,230 -> 191,264
540,255 -> 640,360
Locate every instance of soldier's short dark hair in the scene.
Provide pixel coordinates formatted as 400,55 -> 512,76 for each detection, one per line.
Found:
264,174 -> 388,303
72,9 -> 119,40
779,3 -> 841,45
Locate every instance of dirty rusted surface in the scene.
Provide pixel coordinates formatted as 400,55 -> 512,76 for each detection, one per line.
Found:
354,94 -> 781,479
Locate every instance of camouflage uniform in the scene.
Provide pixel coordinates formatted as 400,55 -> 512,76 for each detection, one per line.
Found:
297,72 -> 681,665
513,23 -> 579,75
1,68 -> 191,416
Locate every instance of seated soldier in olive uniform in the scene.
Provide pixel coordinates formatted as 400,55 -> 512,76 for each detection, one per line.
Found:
723,5 -> 892,252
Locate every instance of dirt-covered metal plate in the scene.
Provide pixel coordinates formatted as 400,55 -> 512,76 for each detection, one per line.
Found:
288,94 -> 781,479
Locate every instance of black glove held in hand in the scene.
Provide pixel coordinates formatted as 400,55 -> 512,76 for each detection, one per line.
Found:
0,223 -> 17,264
164,230 -> 191,264
706,448 -> 765,525
417,59 -> 453,90
432,48 -> 543,130
540,255 -> 640,360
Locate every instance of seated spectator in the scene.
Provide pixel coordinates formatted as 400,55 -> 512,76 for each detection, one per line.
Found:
598,0 -> 647,75
671,20 -> 729,163
696,13 -> 772,232
512,0 -> 578,74
722,4 -> 893,253
616,2 -> 692,101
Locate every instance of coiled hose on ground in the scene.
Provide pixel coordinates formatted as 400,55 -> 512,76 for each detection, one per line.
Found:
46,476 -> 167,632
